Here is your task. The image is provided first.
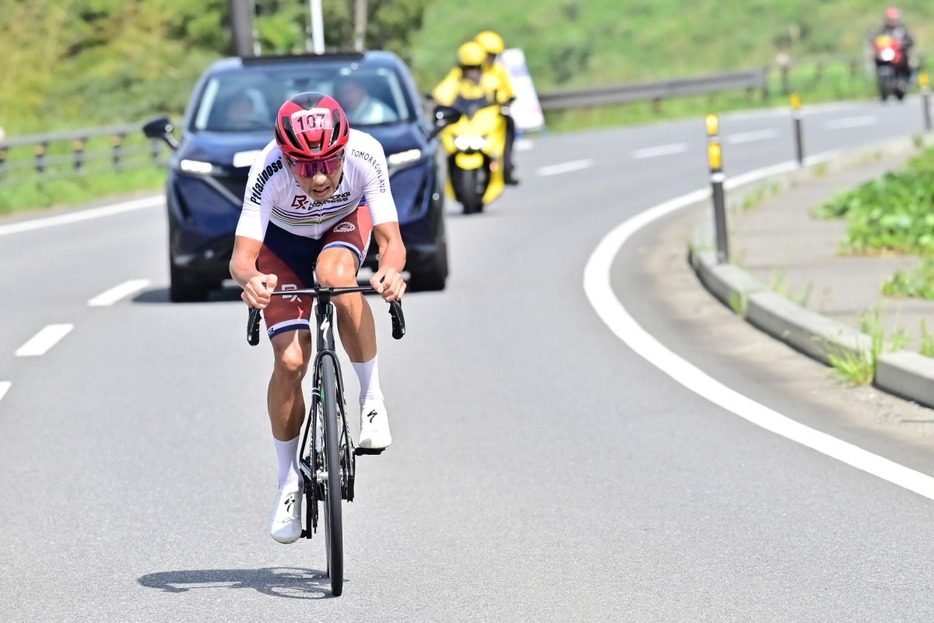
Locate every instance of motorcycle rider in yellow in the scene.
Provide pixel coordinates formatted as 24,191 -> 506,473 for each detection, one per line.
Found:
431,41 -> 510,212
431,41 -> 496,106
474,31 -> 519,185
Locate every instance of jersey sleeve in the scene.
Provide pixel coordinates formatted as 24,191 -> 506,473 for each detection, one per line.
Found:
354,133 -> 399,226
235,142 -> 282,241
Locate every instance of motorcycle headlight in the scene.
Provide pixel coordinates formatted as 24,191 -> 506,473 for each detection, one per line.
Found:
881,49 -> 896,62
454,135 -> 487,152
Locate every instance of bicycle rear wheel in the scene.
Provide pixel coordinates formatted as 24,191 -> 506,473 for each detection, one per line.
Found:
319,355 -> 344,596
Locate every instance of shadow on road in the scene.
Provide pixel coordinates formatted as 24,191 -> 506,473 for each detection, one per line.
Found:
137,566 -> 340,599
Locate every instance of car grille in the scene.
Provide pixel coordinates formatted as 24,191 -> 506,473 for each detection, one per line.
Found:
216,173 -> 249,205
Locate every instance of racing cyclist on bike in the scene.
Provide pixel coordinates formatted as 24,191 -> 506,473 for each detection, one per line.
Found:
230,92 -> 406,544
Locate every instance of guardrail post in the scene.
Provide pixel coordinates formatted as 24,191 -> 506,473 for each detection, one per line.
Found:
791,92 -> 804,166
112,133 -> 125,170
776,53 -> 791,96
920,72 -> 932,132
149,138 -> 162,164
35,142 -> 48,173
0,146 -> 6,177
705,113 -> 729,263
73,139 -> 86,171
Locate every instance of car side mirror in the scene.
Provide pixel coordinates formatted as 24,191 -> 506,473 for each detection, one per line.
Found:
426,105 -> 462,140
142,116 -> 180,150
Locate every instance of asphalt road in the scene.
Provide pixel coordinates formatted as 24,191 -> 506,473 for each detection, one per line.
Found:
3,97 -> 934,622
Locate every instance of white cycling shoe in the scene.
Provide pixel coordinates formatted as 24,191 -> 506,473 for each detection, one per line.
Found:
270,481 -> 303,544
359,399 -> 392,450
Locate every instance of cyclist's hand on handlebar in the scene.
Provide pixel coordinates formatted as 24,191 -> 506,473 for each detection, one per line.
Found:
371,268 -> 406,302
242,273 -> 278,308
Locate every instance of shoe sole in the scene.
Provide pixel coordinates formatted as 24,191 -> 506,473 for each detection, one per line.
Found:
355,446 -> 386,455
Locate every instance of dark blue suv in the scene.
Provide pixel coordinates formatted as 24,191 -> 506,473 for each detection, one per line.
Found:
144,51 -> 449,302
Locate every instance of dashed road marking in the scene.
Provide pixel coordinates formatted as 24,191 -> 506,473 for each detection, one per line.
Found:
88,279 -> 151,307
633,143 -> 689,159
15,324 -> 75,357
727,129 -> 780,144
537,159 -> 594,176
825,115 -> 878,130
0,382 -> 10,404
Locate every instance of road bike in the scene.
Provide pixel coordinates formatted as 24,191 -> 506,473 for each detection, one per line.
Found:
247,286 -> 405,596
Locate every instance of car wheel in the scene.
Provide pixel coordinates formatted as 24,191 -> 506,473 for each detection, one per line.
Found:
169,263 -> 211,303
407,239 -> 448,292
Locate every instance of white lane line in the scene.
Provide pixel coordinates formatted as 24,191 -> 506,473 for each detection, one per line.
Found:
633,143 -> 689,159
537,159 -> 594,176
15,324 -> 75,357
0,382 -> 10,404
0,196 -> 163,237
87,279 -> 151,307
825,115 -> 878,130
726,129 -> 780,144
583,160 -> 934,501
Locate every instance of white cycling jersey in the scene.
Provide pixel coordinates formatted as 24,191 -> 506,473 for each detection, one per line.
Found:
235,129 -> 398,242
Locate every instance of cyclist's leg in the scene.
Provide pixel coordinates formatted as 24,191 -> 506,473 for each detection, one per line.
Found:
316,208 -> 376,365
258,225 -> 319,440
316,210 -> 391,449
258,226 -> 320,542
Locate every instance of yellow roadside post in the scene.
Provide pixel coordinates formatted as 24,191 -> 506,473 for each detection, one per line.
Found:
791,92 -> 804,166
920,72 -> 931,132
706,113 -> 729,263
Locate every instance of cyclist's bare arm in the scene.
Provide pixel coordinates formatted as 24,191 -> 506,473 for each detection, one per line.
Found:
230,234 -> 278,308
371,222 -> 406,302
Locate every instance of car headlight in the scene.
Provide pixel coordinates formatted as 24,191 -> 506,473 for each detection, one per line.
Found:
179,159 -> 215,175
387,148 -> 422,176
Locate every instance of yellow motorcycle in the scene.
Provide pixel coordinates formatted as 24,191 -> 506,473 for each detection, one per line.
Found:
434,94 -> 508,214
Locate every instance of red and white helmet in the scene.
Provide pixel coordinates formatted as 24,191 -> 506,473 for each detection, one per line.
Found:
274,92 -> 349,160
885,7 -> 901,22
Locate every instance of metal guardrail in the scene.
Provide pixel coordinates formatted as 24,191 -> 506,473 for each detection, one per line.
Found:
0,57 -> 884,187
537,68 -> 768,111
0,123 -> 165,188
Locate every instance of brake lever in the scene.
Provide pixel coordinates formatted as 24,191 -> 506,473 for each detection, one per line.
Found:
389,300 -> 405,340
247,308 -> 262,346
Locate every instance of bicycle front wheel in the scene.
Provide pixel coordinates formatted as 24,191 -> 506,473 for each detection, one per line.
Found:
319,355 -> 344,596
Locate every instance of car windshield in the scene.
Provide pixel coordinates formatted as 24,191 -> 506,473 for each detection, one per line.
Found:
191,64 -> 412,133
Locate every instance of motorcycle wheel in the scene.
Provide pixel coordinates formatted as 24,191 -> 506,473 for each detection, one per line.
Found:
453,167 -> 483,215
877,71 -> 893,101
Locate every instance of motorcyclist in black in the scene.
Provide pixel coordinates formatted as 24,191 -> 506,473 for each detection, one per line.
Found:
873,7 -> 914,83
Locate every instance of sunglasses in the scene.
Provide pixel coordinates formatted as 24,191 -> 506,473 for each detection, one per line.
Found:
287,151 -> 345,177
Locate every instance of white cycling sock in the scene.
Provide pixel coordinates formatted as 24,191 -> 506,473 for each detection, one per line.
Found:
352,355 -> 384,405
274,435 -> 300,488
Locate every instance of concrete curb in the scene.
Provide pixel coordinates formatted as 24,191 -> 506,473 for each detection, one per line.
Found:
688,140 -> 934,410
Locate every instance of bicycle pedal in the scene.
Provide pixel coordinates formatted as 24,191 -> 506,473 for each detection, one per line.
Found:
354,447 -> 385,456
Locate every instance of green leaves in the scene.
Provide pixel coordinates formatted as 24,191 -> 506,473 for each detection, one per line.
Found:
814,151 -> 934,256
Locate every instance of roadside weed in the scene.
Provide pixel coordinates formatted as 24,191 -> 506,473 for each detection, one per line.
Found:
827,307 -> 909,385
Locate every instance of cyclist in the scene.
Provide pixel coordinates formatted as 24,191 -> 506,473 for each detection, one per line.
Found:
229,92 -> 406,544
474,30 -> 519,185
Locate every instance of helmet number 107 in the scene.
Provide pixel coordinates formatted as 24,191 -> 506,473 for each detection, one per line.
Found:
292,108 -> 333,133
